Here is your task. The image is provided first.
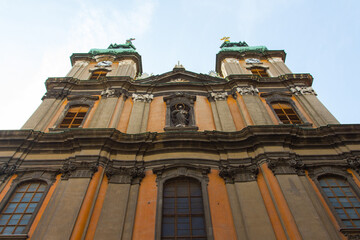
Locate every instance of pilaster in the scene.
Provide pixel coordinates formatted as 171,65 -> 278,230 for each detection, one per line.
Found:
209,92 -> 236,132
126,93 -> 153,134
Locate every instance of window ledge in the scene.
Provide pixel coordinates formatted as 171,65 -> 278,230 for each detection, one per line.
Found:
341,228 -> 360,238
0,234 -> 27,240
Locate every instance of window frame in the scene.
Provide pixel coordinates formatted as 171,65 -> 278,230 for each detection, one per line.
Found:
271,102 -> 303,124
153,165 -> 213,240
52,96 -> 99,130
58,105 -> 89,129
311,168 -> 360,233
249,67 -> 269,77
0,177 -> 52,239
89,70 -> 108,80
261,92 -> 310,126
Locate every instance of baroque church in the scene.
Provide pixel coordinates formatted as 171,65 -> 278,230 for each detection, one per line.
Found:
0,39 -> 360,240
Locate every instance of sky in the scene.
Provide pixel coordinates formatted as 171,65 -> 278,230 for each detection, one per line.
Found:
0,0 -> 359,129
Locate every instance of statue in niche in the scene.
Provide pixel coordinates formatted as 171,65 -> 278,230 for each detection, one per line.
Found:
171,103 -> 189,127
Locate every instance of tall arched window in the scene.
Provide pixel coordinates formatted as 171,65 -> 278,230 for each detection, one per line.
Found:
319,176 -> 360,228
271,102 -> 302,124
162,177 -> 207,239
59,105 -> 89,128
0,181 -> 47,235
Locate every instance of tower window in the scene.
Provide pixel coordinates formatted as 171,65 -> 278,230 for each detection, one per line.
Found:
0,182 -> 47,235
59,106 -> 89,128
250,68 -> 269,77
319,176 -> 360,228
89,70 -> 107,80
162,177 -> 206,239
271,102 -> 302,124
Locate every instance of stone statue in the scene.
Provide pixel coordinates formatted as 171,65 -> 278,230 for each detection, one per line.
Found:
171,104 -> 189,127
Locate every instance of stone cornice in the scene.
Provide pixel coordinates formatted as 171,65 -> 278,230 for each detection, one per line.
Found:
43,73 -> 313,99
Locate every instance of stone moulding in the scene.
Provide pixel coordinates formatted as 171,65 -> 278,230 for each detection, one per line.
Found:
289,86 -> 317,96
219,164 -> 258,183
60,160 -> 98,180
105,164 -> 145,184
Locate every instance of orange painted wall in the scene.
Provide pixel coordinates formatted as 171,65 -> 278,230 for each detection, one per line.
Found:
117,98 -> 133,133
207,169 -> 237,240
194,96 -> 216,131
147,96 -> 166,132
132,171 -> 157,240
227,96 -> 245,131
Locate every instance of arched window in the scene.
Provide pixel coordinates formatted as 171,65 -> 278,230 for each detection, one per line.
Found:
89,70 -> 107,80
271,102 -> 302,124
162,177 -> 207,239
59,105 -> 89,128
0,181 -> 47,235
319,176 -> 360,228
250,67 -> 269,77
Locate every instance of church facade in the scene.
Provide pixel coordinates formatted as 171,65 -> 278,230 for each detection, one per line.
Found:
0,40 -> 360,239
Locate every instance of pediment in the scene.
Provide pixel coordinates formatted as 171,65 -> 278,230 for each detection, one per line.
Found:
135,70 -> 227,85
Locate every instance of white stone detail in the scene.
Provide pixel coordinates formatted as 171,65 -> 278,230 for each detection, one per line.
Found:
225,58 -> 239,63
132,93 -> 154,102
290,86 -> 317,96
210,92 -> 228,101
169,79 -> 189,83
74,61 -> 89,67
236,86 -> 259,95
101,88 -> 116,97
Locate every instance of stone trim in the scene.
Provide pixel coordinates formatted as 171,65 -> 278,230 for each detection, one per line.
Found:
101,88 -> 121,98
209,92 -> 228,101
132,93 -> 154,103
153,164 -> 213,240
265,156 -> 305,175
289,86 -> 317,96
105,164 -> 145,184
218,164 -> 258,183
60,160 -> 98,180
236,85 -> 259,96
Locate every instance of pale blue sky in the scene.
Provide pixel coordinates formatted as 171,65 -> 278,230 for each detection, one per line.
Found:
0,0 -> 359,129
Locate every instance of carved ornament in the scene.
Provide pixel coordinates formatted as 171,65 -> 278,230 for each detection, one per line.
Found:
0,163 -> 16,177
267,157 -> 305,175
101,88 -> 119,98
210,92 -> 228,101
60,161 -> 98,179
236,86 -> 259,96
290,86 -> 317,96
132,93 -> 154,103
219,164 -> 258,183
105,165 -> 145,184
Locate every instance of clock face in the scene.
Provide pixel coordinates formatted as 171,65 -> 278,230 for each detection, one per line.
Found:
245,58 -> 261,64
96,61 -> 113,67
